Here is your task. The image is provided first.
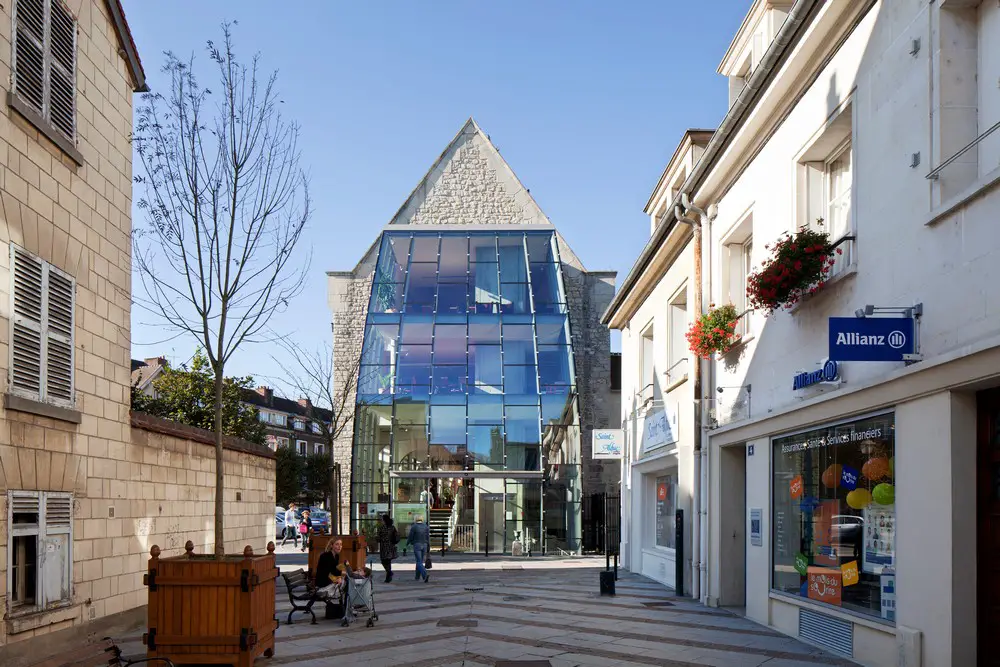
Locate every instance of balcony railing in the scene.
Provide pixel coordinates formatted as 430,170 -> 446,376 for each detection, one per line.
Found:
926,119 -> 1000,181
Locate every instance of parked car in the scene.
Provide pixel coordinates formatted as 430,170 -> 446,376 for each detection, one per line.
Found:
275,506 -> 287,539
831,514 -> 864,546
303,506 -> 331,533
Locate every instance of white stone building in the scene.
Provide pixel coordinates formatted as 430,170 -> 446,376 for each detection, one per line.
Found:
611,0 -> 1000,664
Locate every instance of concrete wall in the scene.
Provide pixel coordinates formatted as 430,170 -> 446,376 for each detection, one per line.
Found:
0,413 -> 275,645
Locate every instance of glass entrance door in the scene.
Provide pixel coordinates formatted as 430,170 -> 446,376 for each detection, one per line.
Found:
479,493 -> 504,554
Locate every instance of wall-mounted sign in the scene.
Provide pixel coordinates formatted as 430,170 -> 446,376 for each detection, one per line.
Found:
750,508 -> 762,547
641,405 -> 678,454
592,429 -> 624,460
829,317 -> 915,362
792,359 -> 840,391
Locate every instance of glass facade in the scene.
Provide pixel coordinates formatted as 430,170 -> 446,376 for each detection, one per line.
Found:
772,413 -> 896,620
352,231 -> 582,554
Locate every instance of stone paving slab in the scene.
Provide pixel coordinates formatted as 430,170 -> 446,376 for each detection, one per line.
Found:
66,556 -> 854,667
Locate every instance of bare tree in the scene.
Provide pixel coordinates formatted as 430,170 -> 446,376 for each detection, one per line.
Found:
273,340 -> 363,532
133,25 -> 309,557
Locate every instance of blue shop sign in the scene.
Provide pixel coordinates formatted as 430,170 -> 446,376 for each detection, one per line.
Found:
829,317 -> 915,362
792,359 -> 840,390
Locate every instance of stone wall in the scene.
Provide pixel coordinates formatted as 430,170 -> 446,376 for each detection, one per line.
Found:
0,413 -> 275,645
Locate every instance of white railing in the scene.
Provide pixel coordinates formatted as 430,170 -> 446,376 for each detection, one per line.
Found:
446,488 -> 465,547
452,525 -> 475,551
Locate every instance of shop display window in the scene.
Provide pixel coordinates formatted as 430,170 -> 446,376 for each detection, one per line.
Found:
655,474 -> 676,549
771,413 -> 896,621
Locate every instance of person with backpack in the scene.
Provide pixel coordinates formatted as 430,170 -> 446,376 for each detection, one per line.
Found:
375,513 -> 399,583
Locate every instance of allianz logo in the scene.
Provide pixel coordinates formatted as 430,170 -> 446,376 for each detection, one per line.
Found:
792,359 -> 840,391
835,331 -> 907,349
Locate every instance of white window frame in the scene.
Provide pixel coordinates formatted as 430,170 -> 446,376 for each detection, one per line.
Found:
297,440 -> 307,456
311,422 -> 321,435
7,491 -> 73,614
293,419 -> 305,431
316,444 -> 324,456
639,322 -> 655,406
666,284 -> 688,385
9,244 -> 76,407
277,436 -> 289,449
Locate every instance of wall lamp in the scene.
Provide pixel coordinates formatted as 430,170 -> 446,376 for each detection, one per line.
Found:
854,303 -> 923,319
717,384 -> 751,394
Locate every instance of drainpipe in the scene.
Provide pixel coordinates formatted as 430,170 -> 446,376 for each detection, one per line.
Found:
678,195 -> 718,605
673,202 -> 701,601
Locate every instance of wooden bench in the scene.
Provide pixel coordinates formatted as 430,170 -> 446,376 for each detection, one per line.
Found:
281,569 -> 321,625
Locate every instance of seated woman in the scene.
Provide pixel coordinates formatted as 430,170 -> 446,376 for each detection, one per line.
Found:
314,538 -> 347,599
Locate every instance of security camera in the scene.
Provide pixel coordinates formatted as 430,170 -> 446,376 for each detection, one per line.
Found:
854,308 -> 867,319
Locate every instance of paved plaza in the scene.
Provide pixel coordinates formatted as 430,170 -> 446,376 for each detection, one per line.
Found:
70,553 -> 852,667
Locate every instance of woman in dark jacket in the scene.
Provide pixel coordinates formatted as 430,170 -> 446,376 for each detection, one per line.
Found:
375,513 -> 398,583
315,538 -> 344,597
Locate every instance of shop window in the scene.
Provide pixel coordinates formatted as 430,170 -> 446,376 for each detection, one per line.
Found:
771,413 -> 895,620
655,475 -> 676,549
8,491 -> 73,613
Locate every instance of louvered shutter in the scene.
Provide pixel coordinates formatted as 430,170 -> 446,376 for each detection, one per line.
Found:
40,493 -> 73,606
45,269 -> 74,403
13,0 -> 46,115
12,0 -> 76,141
47,0 -> 77,140
11,247 -> 45,397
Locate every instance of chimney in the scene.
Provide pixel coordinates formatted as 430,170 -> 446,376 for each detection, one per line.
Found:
297,397 -> 312,410
144,356 -> 167,368
256,386 -> 273,405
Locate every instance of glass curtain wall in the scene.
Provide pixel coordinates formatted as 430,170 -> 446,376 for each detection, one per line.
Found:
352,231 -> 582,553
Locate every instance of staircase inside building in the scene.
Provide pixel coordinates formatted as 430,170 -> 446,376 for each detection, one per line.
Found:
428,508 -> 452,550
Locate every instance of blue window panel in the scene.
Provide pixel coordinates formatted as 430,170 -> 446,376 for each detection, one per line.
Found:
398,343 -> 432,364
468,425 -> 504,464
410,235 -> 439,263
535,303 -> 568,315
526,234 -> 556,263
469,384 -> 504,395
535,315 -> 570,345
358,364 -> 394,397
433,323 -> 467,364
471,262 -> 500,312
469,316 -> 501,344
498,240 -> 528,283
541,390 -> 575,425
468,344 -> 503,386
530,263 -> 561,305
400,315 -> 434,344
502,324 -> 535,364
439,236 -> 468,281
470,236 -> 498,263
468,394 -> 504,424
503,365 -> 538,394
430,405 -> 466,445
394,384 -> 430,401
437,281 -> 469,314
506,444 -> 541,471
537,345 -> 574,386
374,235 -> 409,283
361,322 -> 399,366
371,283 -> 404,313
506,404 -> 541,445
433,366 -> 467,395
404,262 -> 437,313
500,283 -> 530,313
504,393 -> 539,406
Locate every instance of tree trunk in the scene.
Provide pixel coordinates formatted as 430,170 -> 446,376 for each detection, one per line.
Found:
214,369 -> 226,558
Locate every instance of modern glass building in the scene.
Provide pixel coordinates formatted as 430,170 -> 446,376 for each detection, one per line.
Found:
328,119 -> 616,555
352,230 -> 581,554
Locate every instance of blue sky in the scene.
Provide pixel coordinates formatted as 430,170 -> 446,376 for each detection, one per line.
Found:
125,1 -> 749,390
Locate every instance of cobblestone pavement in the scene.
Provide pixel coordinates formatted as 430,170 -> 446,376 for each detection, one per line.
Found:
93,554 -> 854,667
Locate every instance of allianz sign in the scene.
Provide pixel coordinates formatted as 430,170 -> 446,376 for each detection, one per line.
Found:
792,360 -> 840,391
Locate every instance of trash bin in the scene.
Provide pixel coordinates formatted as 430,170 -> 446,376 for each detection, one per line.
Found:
599,570 -> 616,596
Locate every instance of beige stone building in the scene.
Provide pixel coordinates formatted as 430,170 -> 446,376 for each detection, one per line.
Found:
0,0 -> 276,655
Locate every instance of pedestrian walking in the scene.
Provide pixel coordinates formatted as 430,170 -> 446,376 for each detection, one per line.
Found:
408,515 -> 430,582
299,509 -> 313,553
375,513 -> 399,583
281,503 -> 299,548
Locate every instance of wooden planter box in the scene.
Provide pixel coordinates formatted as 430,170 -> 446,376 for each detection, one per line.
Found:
308,534 -> 368,575
143,541 -> 279,666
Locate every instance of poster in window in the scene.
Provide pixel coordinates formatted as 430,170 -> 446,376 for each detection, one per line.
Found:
807,566 -> 842,606
655,476 -> 675,549
862,506 -> 895,574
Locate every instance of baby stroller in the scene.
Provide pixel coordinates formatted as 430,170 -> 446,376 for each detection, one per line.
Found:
341,562 -> 378,628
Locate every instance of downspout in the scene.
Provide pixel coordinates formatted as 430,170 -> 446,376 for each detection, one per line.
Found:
674,203 -> 701,601
683,194 -> 718,606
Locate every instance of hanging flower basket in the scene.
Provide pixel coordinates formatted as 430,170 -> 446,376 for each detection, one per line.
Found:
746,224 -> 842,314
686,304 -> 743,358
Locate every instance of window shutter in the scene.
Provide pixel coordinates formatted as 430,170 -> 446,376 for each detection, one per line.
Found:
11,247 -> 45,397
47,0 -> 77,140
13,0 -> 46,114
45,269 -> 74,403
10,491 -> 41,518
40,493 -> 72,607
